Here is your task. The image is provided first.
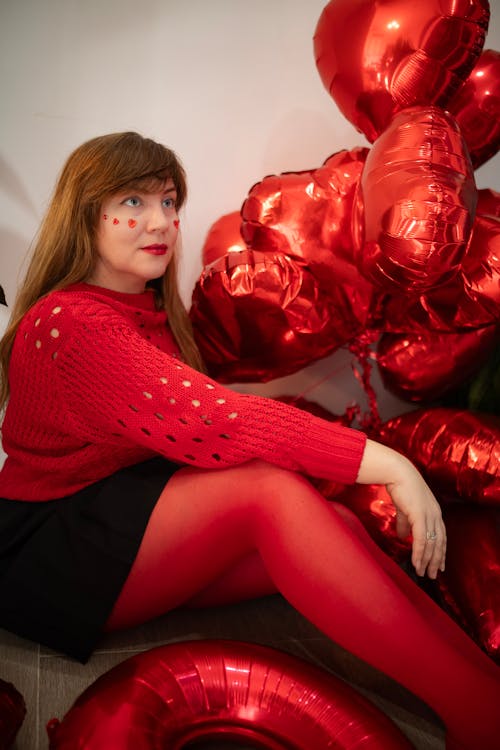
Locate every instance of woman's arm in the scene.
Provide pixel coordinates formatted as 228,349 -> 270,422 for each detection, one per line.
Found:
356,439 -> 447,579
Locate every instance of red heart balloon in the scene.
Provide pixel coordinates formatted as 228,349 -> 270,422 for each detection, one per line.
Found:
356,106 -> 476,292
191,249 -> 365,382
336,483 -> 412,562
376,408 -> 500,506
448,49 -> 500,169
314,0 -> 490,142
382,197 -> 500,331
241,147 -> 371,291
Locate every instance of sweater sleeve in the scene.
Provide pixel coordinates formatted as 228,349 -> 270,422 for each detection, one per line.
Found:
46,299 -> 366,484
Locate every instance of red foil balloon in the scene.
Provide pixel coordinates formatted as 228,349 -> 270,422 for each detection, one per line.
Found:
383,202 -> 500,331
313,0 -> 490,142
438,505 -> 500,662
336,484 -> 412,562
448,49 -> 500,169
477,187 -> 500,217
376,325 -> 499,402
377,408 -> 500,506
191,249 -> 367,382
0,678 -> 26,750
242,148 -> 370,289
201,211 -> 246,267
356,106 -> 477,292
46,640 -> 414,749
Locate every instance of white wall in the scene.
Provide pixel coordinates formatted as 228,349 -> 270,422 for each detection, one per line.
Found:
1,0 -> 499,422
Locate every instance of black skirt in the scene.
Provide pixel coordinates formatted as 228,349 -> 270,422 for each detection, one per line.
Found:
0,457 -> 180,663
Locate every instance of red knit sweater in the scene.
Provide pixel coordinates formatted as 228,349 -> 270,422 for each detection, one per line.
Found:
0,283 -> 366,501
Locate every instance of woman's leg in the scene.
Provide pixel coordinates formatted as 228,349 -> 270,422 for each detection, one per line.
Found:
183,550 -> 277,607
172,500 -> 491,667
105,461 -> 499,748
181,502 -> 401,606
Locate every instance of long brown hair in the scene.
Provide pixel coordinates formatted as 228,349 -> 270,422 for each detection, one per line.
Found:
0,131 -> 205,408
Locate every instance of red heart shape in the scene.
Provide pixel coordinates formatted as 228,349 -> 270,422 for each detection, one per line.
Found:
313,0 -> 489,141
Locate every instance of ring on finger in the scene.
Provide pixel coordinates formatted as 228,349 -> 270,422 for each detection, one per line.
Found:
426,530 -> 438,541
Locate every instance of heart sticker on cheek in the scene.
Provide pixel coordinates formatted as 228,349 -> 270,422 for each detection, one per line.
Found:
128,219 -> 137,228
174,219 -> 180,229
112,218 -> 119,225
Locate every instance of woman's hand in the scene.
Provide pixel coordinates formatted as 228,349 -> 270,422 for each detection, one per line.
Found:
356,439 -> 447,579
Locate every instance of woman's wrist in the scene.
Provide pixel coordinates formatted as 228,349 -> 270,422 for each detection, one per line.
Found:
355,438 -> 414,486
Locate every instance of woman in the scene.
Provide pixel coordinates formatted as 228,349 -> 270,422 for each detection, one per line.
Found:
0,132 -> 497,749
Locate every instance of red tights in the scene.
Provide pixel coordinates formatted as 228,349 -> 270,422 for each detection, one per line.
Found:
105,461 -> 500,749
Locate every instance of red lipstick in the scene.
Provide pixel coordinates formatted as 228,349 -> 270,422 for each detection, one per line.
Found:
141,244 -> 168,255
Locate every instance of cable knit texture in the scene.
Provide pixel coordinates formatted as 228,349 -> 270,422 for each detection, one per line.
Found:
0,283 -> 366,500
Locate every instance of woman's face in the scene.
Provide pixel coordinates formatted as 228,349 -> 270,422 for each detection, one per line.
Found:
90,180 -> 180,293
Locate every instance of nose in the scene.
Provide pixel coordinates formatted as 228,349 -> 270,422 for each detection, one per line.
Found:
146,202 -> 171,232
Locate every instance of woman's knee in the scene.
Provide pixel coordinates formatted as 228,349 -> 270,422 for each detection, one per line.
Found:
176,460 -> 321,524
236,459 -> 312,499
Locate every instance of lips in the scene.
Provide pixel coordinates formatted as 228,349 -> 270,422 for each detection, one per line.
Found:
141,244 -> 168,255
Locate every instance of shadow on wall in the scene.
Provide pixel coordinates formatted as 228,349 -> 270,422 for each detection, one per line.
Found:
0,154 -> 39,307
0,228 -> 31,307
0,156 -> 39,218
0,299 -> 8,469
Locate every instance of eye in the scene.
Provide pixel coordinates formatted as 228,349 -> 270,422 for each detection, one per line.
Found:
123,196 -> 141,207
162,197 -> 176,209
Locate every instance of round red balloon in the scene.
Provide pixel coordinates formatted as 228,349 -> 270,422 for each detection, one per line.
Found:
47,640 -> 414,749
314,0 -> 490,142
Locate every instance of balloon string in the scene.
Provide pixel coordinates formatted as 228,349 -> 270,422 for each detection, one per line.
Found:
295,362 -> 352,399
292,361 -> 357,427
348,330 -> 382,436
292,331 -> 382,433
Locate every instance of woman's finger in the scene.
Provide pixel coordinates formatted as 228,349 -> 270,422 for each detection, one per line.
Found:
411,517 -> 429,575
421,517 -> 447,578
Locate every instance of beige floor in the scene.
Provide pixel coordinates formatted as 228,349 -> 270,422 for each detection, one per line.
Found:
1,594 -> 445,750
